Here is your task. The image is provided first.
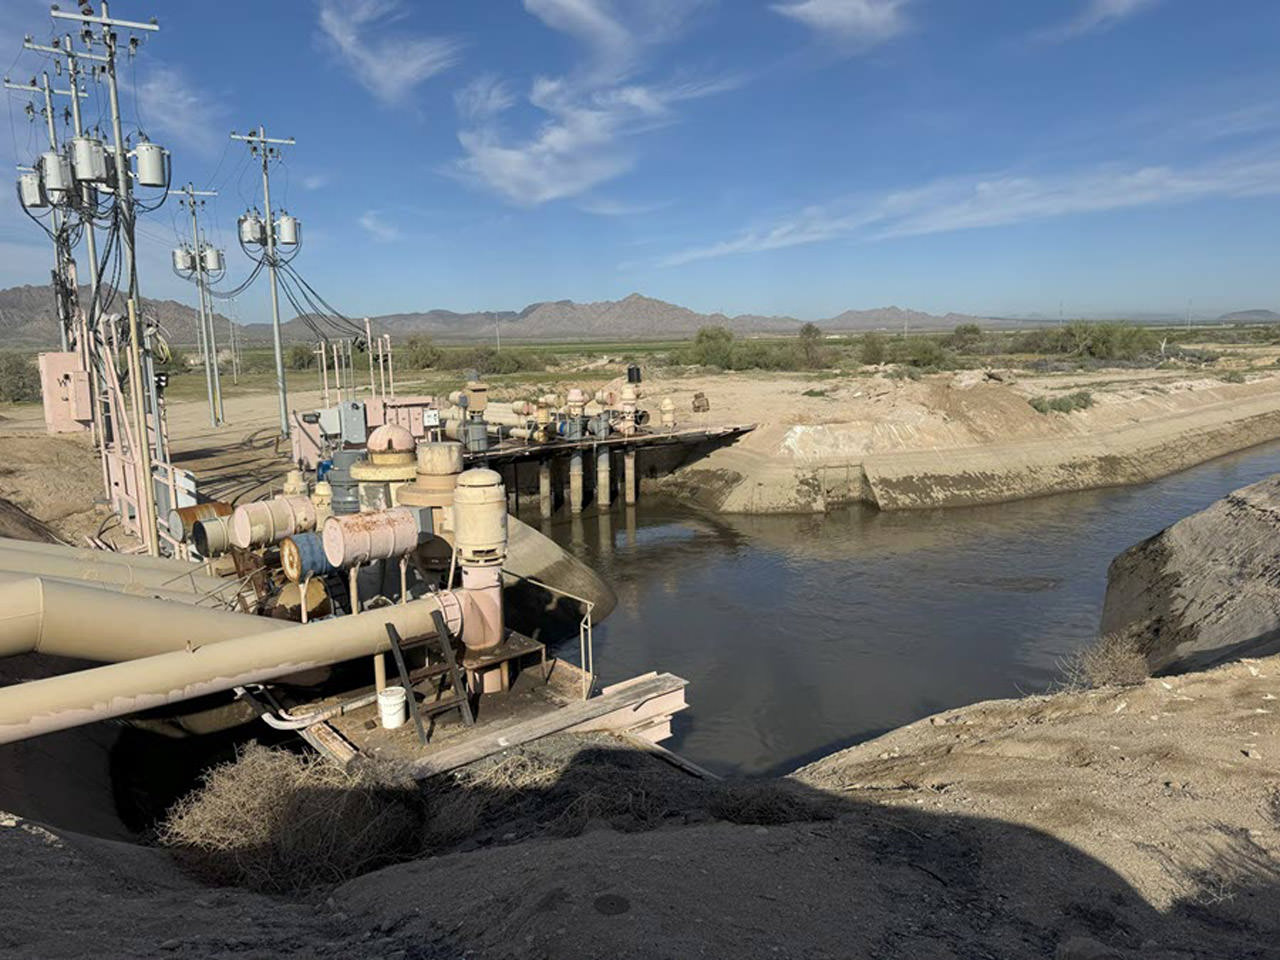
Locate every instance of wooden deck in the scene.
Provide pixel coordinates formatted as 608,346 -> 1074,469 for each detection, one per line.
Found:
298,660 -> 688,779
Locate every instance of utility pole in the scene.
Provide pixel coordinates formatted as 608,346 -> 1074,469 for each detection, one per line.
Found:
52,1 -> 163,554
24,35 -> 113,463
231,125 -> 296,438
364,317 -> 376,398
170,183 -> 223,426
2,72 -> 84,350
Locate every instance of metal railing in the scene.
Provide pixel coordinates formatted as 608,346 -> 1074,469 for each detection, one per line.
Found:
503,569 -> 595,699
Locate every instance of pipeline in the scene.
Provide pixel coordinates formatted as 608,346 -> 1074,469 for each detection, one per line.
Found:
0,541 -> 232,596
0,576 -> 291,661
0,593 -> 462,745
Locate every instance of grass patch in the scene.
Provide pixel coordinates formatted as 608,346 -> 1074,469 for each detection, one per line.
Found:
801,388 -> 830,398
1028,390 -> 1094,414
1219,370 -> 1247,384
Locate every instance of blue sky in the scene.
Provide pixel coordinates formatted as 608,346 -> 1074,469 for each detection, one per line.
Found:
2,0 -> 1279,323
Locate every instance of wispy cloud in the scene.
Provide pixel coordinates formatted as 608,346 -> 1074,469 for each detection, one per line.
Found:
452,0 -> 735,206
454,75 -> 515,123
301,173 -> 329,191
770,0 -> 911,50
358,210 -> 401,242
578,196 -> 670,216
1038,0 -> 1161,42
659,148 -> 1280,266
317,0 -> 461,105
136,65 -> 227,156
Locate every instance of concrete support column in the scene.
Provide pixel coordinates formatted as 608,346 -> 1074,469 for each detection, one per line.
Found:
596,446 -> 611,508
624,448 -> 637,506
539,460 -> 553,519
569,451 -> 584,515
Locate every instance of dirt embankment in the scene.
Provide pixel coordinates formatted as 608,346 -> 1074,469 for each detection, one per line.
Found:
651,367 -> 1280,514
5,655 -> 1280,958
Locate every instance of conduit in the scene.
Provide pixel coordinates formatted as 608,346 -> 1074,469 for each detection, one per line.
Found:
0,593 -> 459,744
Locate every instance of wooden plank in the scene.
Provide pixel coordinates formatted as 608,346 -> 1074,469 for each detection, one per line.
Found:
616,730 -> 722,781
404,672 -> 687,779
302,721 -> 358,767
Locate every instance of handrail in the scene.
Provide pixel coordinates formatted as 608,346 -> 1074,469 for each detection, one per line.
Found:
503,569 -> 595,699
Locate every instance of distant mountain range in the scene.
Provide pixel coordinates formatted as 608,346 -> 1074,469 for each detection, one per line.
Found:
1,283 -> 1274,348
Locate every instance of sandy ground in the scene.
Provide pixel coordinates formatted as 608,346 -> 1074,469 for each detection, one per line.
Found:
5,656 -> 1280,958
646,363 -> 1280,512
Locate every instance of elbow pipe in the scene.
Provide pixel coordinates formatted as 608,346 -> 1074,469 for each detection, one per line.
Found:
0,593 -> 463,745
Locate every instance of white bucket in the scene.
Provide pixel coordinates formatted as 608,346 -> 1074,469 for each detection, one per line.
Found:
377,686 -> 408,730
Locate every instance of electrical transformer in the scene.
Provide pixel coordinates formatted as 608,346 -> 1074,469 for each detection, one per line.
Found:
40,151 -> 71,198
238,212 -> 265,245
172,247 -> 195,273
71,136 -> 109,183
18,172 -> 46,208
134,141 -> 167,188
201,246 -> 224,273
275,213 -> 300,245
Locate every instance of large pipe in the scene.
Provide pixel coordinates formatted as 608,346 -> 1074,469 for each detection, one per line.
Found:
0,537 -> 217,576
0,593 -> 461,744
0,576 -> 290,661
0,569 -> 234,608
0,545 -> 231,596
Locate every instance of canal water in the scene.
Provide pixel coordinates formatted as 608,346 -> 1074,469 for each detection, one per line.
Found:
539,440 -> 1280,777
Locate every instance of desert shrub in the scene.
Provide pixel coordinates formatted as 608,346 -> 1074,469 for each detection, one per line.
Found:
1220,370 -> 1247,384
1060,632 -> 1149,689
1029,390 -> 1094,414
948,323 -> 983,351
1015,322 -> 1159,362
286,343 -> 315,370
403,335 -> 443,370
447,346 -> 544,375
159,744 -> 426,894
801,388 -> 829,398
0,353 -> 41,403
860,331 -> 886,365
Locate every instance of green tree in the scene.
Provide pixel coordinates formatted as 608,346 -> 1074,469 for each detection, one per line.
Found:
798,322 -> 824,368
404,335 -> 442,370
860,332 -> 886,366
286,344 -> 315,370
690,325 -> 734,368
949,323 -> 982,351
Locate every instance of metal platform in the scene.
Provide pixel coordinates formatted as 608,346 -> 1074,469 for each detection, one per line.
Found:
465,422 -> 755,466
